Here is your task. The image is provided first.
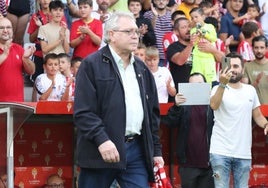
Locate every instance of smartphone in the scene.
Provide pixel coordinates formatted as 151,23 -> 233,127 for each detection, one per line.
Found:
221,57 -> 231,71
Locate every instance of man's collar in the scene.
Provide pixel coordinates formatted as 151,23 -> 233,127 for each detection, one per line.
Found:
109,45 -> 135,66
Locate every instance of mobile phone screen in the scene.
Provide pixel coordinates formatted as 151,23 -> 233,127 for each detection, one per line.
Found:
221,57 -> 231,71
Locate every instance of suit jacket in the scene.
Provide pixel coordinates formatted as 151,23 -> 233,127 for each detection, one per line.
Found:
73,45 -> 162,181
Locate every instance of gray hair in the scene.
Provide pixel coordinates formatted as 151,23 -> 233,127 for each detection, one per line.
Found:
104,11 -> 136,44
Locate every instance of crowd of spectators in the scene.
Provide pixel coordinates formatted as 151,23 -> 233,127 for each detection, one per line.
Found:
1,0 -> 268,187
0,0 -> 267,104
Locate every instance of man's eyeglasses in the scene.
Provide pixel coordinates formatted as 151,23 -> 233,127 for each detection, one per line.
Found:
232,0 -> 243,3
113,29 -> 140,37
46,183 -> 64,188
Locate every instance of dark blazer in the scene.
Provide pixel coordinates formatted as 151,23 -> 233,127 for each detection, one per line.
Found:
73,45 -> 162,181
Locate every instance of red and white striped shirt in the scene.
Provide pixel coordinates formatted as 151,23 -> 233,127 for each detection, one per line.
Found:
237,40 -> 255,62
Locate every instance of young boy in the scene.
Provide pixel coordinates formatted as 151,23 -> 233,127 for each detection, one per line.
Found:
70,0 -> 102,58
38,0 -> 70,56
58,53 -> 75,101
71,57 -> 83,77
34,53 -> 69,101
233,4 -> 262,28
190,7 -> 217,85
128,0 -> 156,47
234,4 -> 264,38
59,53 -> 72,78
144,47 -> 176,103
134,43 -> 146,62
199,1 -> 220,19
237,21 -> 260,62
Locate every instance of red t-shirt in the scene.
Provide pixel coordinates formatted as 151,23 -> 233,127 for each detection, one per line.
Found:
70,18 -> 103,58
162,31 -> 178,53
0,43 -> 24,102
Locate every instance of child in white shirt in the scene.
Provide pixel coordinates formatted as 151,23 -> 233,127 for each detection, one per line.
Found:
34,53 -> 69,101
144,46 -> 176,103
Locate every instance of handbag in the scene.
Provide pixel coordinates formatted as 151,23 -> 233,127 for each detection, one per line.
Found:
149,163 -> 172,188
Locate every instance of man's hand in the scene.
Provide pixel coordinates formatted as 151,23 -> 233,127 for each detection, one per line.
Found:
197,39 -> 212,53
151,3 -> 158,16
175,93 -> 186,106
190,33 -> 199,46
2,39 -> 11,55
255,72 -> 264,84
98,140 -> 120,163
219,66 -> 232,85
0,40 -> 11,65
153,156 -> 164,167
139,24 -> 148,36
23,45 -> 36,59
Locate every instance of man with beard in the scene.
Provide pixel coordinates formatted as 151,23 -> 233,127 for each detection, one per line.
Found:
91,0 -> 112,48
242,35 -> 268,104
167,17 -> 223,100
92,0 -> 111,22
144,0 -> 172,67
210,52 -> 268,188
166,17 -> 195,93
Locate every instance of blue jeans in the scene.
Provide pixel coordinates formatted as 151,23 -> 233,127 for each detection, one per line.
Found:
210,154 -> 251,188
78,138 -> 149,188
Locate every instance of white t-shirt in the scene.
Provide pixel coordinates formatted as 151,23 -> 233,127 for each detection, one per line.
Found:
35,73 -> 66,101
38,23 -> 70,55
210,83 -> 260,159
153,67 -> 175,103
